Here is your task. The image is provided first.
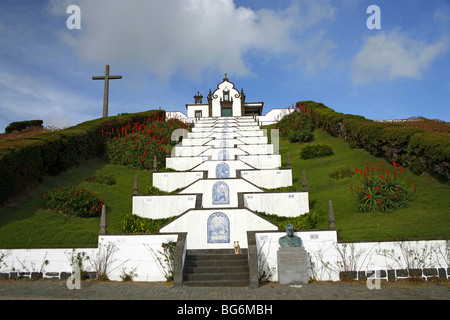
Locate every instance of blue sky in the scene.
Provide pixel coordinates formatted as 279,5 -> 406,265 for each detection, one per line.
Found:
0,0 -> 449,132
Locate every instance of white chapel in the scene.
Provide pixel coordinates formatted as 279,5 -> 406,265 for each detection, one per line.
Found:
186,74 -> 263,118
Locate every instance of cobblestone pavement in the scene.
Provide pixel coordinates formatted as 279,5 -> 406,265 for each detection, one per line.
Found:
0,279 -> 448,300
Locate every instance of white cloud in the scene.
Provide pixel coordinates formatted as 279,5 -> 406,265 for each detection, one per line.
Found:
0,71 -> 96,130
49,0 -> 336,80
351,30 -> 449,84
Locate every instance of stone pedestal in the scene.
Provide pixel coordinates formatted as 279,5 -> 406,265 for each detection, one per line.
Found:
277,247 -> 309,285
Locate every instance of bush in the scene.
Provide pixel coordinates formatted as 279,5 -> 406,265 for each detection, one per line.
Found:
350,160 -> 416,213
275,103 -> 314,137
355,178 -> 412,213
300,144 -> 334,159
288,131 -> 314,143
5,120 -> 43,133
104,118 -> 188,170
45,186 -> 103,218
0,110 -> 165,206
122,214 -> 175,233
256,211 -> 319,231
302,100 -> 450,182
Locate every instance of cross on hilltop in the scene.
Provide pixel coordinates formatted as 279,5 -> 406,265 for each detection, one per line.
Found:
92,65 -> 122,117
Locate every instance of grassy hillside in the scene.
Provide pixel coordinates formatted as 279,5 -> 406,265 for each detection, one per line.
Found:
278,129 -> 449,242
0,125 -> 448,248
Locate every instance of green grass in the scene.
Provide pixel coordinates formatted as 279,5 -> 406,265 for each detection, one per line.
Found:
0,128 -> 448,248
0,158 -> 153,248
277,129 -> 450,242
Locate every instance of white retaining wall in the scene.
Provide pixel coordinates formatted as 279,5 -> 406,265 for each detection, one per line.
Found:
166,156 -> 209,171
1,232 -> 447,283
0,234 -> 179,282
160,209 -> 278,250
244,192 -> 309,217
152,171 -> 205,192
133,195 -> 197,219
238,155 -> 281,169
240,169 -> 292,189
255,231 -> 449,282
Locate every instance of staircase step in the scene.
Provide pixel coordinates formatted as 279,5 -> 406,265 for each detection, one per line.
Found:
184,272 -> 249,282
184,265 -> 249,274
183,279 -> 249,287
182,249 -> 250,287
185,259 -> 248,268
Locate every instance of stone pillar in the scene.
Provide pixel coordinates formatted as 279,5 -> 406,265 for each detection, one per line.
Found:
133,174 -> 139,196
166,144 -> 170,158
99,205 -> 107,235
328,200 -> 336,230
302,170 -> 308,192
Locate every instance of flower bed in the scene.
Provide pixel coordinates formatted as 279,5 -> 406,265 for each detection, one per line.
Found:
103,116 -> 188,170
350,160 -> 416,213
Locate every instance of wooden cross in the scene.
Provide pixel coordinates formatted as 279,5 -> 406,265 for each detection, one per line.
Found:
92,65 -> 122,117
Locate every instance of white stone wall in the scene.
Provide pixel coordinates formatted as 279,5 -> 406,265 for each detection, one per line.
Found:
238,154 -> 281,169
0,234 -> 179,282
256,108 -> 294,126
1,232 -> 447,283
186,104 -> 210,118
244,192 -> 309,217
240,169 -> 292,189
192,160 -> 253,179
180,179 -> 263,209
133,195 -> 197,219
160,209 -> 278,250
152,171 -> 205,192
255,231 -> 450,282
166,156 -> 209,171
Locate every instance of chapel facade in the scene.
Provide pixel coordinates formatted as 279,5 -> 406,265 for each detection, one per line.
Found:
186,74 -> 263,118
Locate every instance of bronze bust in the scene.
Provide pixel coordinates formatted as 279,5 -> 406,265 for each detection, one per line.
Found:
278,224 -> 303,248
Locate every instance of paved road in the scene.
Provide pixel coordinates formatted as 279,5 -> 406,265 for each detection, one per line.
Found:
0,279 -> 448,300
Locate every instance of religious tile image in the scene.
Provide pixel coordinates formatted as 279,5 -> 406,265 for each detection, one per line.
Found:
212,181 -> 230,205
207,212 -> 230,243
215,162 -> 230,178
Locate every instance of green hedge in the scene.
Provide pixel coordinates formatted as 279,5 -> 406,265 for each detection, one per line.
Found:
0,110 -> 165,205
301,101 -> 450,182
5,120 -> 43,133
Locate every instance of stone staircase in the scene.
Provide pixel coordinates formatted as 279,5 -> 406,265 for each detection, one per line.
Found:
183,249 -> 250,287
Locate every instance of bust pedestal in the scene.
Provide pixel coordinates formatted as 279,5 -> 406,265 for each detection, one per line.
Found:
277,247 -> 309,285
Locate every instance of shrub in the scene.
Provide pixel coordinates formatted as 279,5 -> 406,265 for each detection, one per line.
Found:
350,160 -> 416,213
0,110 -> 164,206
302,100 -> 450,182
122,214 -> 175,233
5,120 -> 43,133
104,118 -> 188,170
300,144 -> 334,159
45,186 -> 103,218
275,103 -> 314,137
288,131 -> 314,143
142,186 -> 182,195
256,211 -> 319,230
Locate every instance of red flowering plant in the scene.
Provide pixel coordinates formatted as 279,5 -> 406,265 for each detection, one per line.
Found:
44,186 -> 103,218
275,103 -> 314,141
103,115 -> 188,170
350,160 -> 416,213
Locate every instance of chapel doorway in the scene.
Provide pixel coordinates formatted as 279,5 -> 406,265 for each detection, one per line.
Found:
221,108 -> 232,117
